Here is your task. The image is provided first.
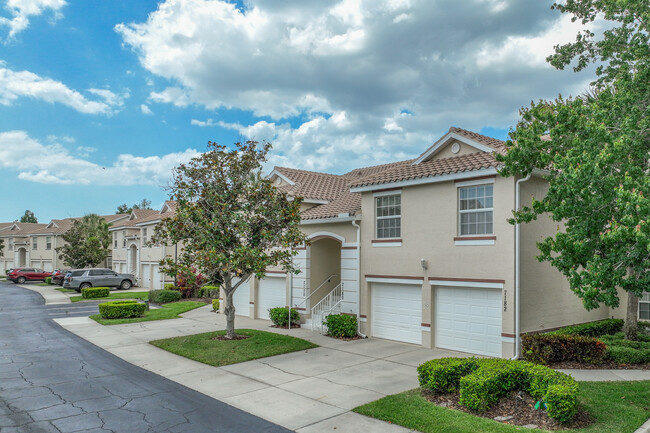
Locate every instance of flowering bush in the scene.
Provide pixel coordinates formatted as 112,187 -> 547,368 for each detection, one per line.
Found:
175,266 -> 205,298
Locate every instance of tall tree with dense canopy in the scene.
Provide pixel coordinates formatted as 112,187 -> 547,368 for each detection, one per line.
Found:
152,141 -> 306,339
116,199 -> 153,214
19,210 -> 37,223
498,0 -> 649,339
57,214 -> 112,269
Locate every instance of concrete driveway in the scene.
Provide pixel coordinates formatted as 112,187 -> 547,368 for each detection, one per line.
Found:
55,304 -> 468,432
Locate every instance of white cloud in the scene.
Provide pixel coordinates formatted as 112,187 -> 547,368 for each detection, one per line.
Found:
0,63 -> 124,114
140,103 -> 153,115
0,130 -> 200,186
0,0 -> 66,40
116,0 -> 596,173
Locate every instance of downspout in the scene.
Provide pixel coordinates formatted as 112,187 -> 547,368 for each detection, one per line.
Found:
512,173 -> 532,360
289,271 -> 293,330
352,219 -> 366,338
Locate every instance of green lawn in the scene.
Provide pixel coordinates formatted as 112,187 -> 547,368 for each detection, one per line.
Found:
150,329 -> 318,367
353,381 -> 650,433
36,282 -> 54,286
90,301 -> 206,325
55,287 -> 77,293
71,291 -> 149,302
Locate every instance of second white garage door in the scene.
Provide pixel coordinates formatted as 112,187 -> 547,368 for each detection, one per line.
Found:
232,277 -> 250,316
257,276 -> 286,320
372,283 -> 422,344
435,286 -> 502,357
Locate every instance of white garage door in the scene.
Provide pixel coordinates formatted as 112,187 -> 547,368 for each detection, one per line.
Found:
372,283 -> 422,344
257,276 -> 286,320
435,286 -> 502,357
152,264 -> 161,289
232,277 -> 250,316
43,261 -> 53,272
141,264 -> 151,288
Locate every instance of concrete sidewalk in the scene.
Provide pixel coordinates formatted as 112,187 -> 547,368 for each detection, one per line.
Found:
21,284 -> 650,432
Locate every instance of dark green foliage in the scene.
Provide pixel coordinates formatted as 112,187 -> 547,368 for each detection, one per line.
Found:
98,300 -> 146,319
521,333 -> 607,365
547,319 -> 623,337
606,346 -> 650,364
19,210 -> 37,223
198,285 -> 220,298
323,314 -> 357,338
148,289 -> 182,304
417,358 -> 480,393
268,307 -> 300,327
81,287 -> 110,299
418,358 -> 578,423
56,214 -> 112,268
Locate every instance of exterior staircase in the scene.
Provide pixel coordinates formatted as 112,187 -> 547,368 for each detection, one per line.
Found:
311,282 -> 343,334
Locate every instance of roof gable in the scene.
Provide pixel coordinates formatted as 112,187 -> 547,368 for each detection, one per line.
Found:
413,127 -> 505,165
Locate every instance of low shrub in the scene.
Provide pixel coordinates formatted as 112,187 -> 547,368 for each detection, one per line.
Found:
606,346 -> 650,364
98,300 -> 146,319
81,287 -> 110,299
148,289 -> 182,304
547,319 -> 623,337
164,283 -> 176,290
417,357 -> 480,393
418,358 -> 578,423
323,314 -> 357,338
212,299 -> 220,312
44,277 -> 52,284
198,285 -> 220,298
269,307 -> 300,327
521,333 -> 607,365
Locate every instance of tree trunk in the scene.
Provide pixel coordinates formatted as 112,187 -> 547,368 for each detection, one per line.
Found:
623,292 -> 639,341
223,279 -> 237,339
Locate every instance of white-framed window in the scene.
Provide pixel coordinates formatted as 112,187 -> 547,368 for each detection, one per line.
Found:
113,232 -> 117,248
142,228 -> 147,247
122,230 -> 127,248
46,237 -> 52,250
32,237 -> 37,249
375,193 -> 401,239
459,184 -> 493,236
8,238 -> 13,251
640,292 -> 650,320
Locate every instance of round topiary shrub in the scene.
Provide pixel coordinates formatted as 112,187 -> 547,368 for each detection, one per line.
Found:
212,299 -> 220,312
269,307 -> 300,327
98,300 -> 146,319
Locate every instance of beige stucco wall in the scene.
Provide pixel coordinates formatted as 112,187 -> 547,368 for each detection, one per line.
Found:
308,237 -> 341,308
434,141 -> 481,159
519,176 -> 609,332
357,176 -> 517,354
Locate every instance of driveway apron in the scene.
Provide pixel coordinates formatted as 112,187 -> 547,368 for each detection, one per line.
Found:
0,282 -> 290,433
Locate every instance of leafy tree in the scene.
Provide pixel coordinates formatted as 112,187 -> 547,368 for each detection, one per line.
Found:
152,141 -> 306,339
116,199 -> 153,214
498,0 -> 649,340
19,210 -> 37,223
57,214 -> 112,268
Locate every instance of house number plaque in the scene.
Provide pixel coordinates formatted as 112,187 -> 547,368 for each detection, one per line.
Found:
503,289 -> 508,312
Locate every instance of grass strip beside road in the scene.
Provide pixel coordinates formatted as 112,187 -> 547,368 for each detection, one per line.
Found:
353,381 -> 650,433
90,301 -> 206,325
71,291 -> 149,302
150,329 -> 318,367
56,287 -> 77,293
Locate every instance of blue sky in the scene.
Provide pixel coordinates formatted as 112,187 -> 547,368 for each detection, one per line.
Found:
0,0 -> 596,223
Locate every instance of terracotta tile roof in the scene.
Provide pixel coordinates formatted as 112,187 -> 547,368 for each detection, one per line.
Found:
449,126 -> 507,154
162,200 -> 177,212
109,209 -> 162,229
349,152 -> 499,189
0,223 -> 48,237
300,192 -> 361,220
274,167 -> 350,201
0,223 -> 13,231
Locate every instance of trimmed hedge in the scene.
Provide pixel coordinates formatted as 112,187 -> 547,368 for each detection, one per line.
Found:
212,299 -> 220,311
198,285 -> 220,298
546,319 -> 623,337
418,358 -> 578,423
269,307 -> 300,327
98,300 -> 146,319
323,314 -> 357,338
521,333 -> 607,365
149,289 -> 182,304
44,277 -> 52,284
164,283 -> 176,290
81,287 -> 110,299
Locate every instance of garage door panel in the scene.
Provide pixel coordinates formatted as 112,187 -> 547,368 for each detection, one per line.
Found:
232,277 -> 250,316
435,286 -> 502,357
372,283 -> 422,345
257,277 -> 286,320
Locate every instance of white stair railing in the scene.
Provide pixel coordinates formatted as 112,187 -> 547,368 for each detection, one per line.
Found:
311,282 -> 343,333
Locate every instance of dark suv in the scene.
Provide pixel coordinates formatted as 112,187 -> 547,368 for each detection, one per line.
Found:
51,269 -> 69,285
8,268 -> 52,284
63,268 -> 135,292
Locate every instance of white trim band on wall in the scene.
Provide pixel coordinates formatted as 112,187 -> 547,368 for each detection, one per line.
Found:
366,277 -> 424,285
429,279 -> 504,289
455,239 -> 495,246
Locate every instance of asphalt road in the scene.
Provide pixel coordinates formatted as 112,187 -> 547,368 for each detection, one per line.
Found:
0,282 -> 291,433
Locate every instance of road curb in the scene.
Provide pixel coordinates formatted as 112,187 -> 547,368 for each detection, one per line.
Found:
635,418 -> 650,433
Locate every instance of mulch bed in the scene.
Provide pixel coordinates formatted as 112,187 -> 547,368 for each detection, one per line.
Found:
325,334 -> 363,341
422,389 -> 593,430
211,334 -> 251,341
547,361 -> 650,370
271,324 -> 302,329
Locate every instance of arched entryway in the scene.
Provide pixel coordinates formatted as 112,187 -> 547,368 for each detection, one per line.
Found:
16,248 -> 27,267
308,236 -> 342,307
127,244 -> 138,277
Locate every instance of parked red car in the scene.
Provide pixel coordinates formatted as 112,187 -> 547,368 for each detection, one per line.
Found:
7,268 -> 52,284
51,269 -> 69,286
